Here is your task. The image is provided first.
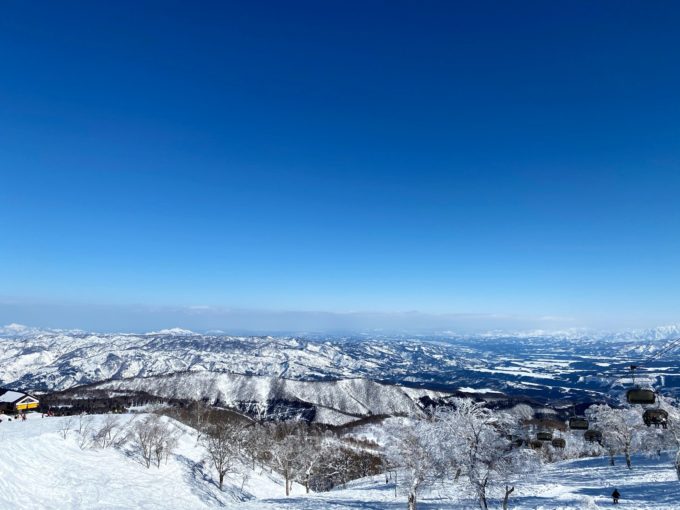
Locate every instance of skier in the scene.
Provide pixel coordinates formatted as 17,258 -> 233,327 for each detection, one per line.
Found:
612,488 -> 620,504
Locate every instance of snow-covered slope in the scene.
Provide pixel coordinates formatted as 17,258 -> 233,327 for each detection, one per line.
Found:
0,413 -> 302,510
94,372 -> 430,424
256,453 -> 680,509
1,414 -> 678,509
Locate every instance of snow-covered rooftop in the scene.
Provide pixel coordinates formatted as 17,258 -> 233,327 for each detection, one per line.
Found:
0,390 -> 25,403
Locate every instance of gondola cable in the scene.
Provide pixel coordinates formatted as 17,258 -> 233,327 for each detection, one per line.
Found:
607,336 -> 680,389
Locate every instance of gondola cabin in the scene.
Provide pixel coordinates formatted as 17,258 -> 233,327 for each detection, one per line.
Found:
568,417 -> 589,430
551,438 -> 566,448
529,440 -> 543,450
536,431 -> 553,441
626,388 -> 656,405
584,430 -> 603,443
0,389 -> 39,413
643,409 -> 668,429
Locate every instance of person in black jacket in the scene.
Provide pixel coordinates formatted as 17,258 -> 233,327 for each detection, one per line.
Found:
612,488 -> 620,504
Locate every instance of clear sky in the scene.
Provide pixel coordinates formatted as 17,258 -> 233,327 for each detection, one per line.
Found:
1,1 -> 679,333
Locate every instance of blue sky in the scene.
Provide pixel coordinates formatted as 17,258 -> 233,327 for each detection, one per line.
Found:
1,1 -> 679,332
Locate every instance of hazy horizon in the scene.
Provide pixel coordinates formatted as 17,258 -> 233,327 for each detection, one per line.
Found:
2,299 -> 679,336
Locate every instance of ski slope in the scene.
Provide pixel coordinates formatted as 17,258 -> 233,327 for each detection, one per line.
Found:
0,414 -> 678,509
0,413 -> 303,509
237,456 -> 680,510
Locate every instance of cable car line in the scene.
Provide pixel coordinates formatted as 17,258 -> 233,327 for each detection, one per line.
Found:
606,336 -> 680,389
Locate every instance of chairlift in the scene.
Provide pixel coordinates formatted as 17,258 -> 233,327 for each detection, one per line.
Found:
643,409 -> 668,429
529,440 -> 543,450
626,365 -> 656,405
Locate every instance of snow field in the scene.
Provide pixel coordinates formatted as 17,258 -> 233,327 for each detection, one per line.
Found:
0,413 -> 302,509
0,413 -> 678,509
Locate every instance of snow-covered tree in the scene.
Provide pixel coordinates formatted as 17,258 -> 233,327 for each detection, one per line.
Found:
658,397 -> 680,480
384,418 -> 440,510
591,405 -> 642,469
323,442 -> 361,489
508,403 -> 534,422
434,398 -> 536,510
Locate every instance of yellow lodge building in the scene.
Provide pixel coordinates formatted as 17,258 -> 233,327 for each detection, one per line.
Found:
0,389 -> 40,412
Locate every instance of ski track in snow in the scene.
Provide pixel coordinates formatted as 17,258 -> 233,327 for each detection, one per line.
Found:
1,414 -> 678,509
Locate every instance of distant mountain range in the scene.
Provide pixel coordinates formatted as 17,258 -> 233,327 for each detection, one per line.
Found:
1,324 -> 679,408
4,322 -> 680,342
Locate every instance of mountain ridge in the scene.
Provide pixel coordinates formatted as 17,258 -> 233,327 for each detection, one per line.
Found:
2,324 -> 679,403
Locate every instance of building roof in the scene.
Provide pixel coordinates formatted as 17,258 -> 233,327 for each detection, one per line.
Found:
0,389 -> 38,404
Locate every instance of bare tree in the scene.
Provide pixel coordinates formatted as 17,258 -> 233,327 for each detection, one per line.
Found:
58,417 -> 74,440
77,414 -> 94,436
189,400 -> 212,444
326,446 -> 355,489
131,415 -> 168,468
496,484 -> 511,510
92,415 -> 128,449
240,424 -> 265,470
78,419 -> 94,450
295,433 -> 327,493
202,421 -> 241,490
153,423 -> 179,467
270,432 -> 302,496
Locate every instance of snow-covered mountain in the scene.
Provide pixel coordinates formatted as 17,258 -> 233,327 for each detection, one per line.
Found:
0,328 -> 466,391
91,371 -> 439,424
1,324 -> 679,403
